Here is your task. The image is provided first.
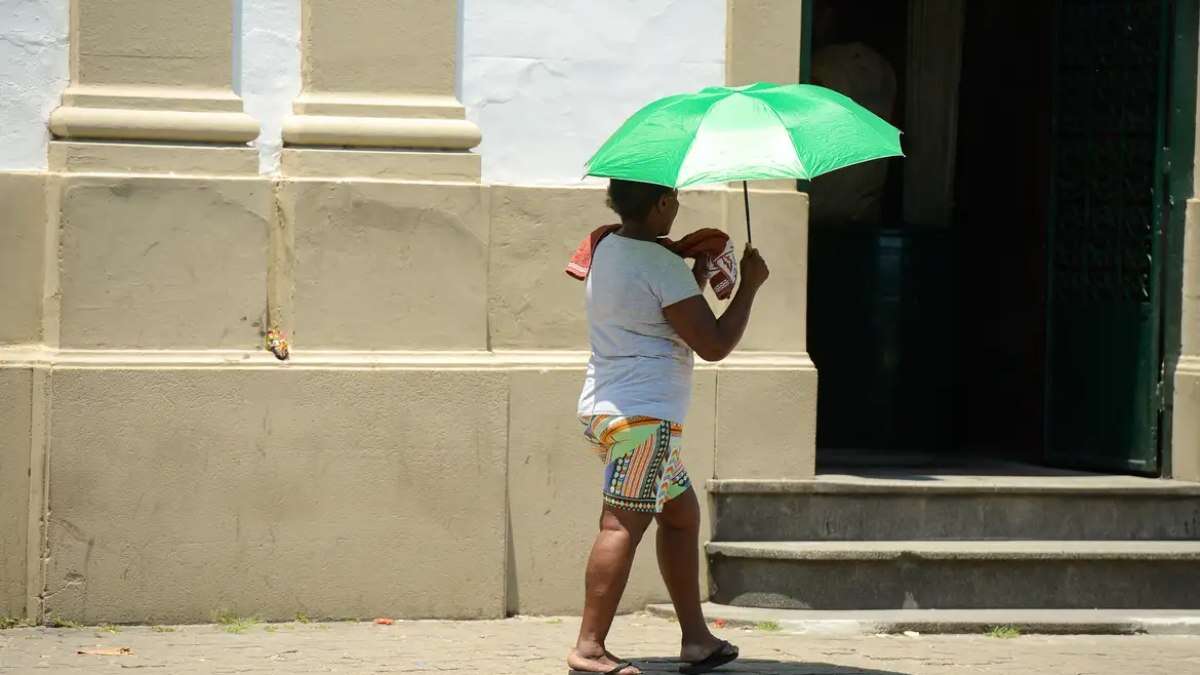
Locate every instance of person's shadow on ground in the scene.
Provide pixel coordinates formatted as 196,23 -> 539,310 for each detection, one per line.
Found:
626,657 -> 910,674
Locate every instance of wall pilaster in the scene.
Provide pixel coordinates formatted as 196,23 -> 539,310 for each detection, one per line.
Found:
281,0 -> 480,179
48,0 -> 259,172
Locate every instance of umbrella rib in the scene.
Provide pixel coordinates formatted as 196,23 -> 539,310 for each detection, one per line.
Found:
586,93 -> 725,182
843,103 -> 905,156
749,88 -> 903,178
749,92 -> 813,180
584,93 -> 699,173
806,85 -> 905,155
671,125 -> 708,187
667,95 -> 729,187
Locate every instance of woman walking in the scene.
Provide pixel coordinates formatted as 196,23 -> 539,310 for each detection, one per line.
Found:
568,179 -> 770,675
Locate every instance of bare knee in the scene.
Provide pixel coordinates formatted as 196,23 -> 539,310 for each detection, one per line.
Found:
656,488 -> 700,533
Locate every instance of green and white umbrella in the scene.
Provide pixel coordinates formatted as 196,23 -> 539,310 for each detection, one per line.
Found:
585,82 -> 903,241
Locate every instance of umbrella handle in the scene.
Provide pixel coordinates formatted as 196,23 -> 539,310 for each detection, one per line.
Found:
742,181 -> 752,246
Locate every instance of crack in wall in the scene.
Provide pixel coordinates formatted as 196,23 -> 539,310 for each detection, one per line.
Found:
39,572 -> 84,603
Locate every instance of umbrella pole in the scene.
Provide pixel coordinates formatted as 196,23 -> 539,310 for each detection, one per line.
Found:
742,180 -> 752,246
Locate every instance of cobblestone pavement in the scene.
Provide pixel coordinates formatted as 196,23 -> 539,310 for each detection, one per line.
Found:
2,613 -> 1198,674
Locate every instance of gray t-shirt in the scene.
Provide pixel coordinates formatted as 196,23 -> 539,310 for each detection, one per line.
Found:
577,233 -> 701,424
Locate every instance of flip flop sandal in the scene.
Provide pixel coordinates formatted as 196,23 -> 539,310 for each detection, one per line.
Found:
679,640 -> 739,674
569,662 -> 637,675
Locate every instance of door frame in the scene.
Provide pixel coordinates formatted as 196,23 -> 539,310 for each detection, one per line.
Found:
1160,0 -> 1199,478
800,0 -> 814,83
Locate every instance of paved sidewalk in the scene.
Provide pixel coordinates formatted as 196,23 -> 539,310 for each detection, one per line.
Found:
2,613 -> 1198,674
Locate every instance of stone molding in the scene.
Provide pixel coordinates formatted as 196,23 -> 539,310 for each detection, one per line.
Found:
279,148 -> 481,181
50,1 -> 258,146
49,141 -> 260,175
282,0 -> 480,152
291,93 -> 469,120
0,348 -> 817,372
49,104 -> 259,144
1180,356 -> 1200,374
282,114 -> 481,150
1173,356 -> 1200,482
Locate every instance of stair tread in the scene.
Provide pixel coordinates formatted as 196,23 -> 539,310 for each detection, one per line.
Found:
709,540 -> 1200,560
708,475 -> 1200,495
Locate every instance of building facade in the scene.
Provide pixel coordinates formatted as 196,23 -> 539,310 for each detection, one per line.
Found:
1,0 -> 1198,624
0,0 -> 812,623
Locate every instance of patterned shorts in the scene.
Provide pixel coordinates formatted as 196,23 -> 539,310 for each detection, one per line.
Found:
583,415 -> 692,513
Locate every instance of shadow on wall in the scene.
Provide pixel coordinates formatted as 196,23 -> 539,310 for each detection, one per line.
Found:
625,658 -> 910,674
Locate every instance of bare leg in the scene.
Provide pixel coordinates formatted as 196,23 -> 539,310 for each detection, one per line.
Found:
655,488 -> 730,662
568,505 -> 653,675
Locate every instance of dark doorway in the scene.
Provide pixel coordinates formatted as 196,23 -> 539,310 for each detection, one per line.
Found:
806,0 -> 1190,474
952,1 -> 1054,466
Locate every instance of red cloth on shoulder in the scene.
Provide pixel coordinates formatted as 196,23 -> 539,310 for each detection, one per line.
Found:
565,225 -> 737,300
564,225 -> 621,281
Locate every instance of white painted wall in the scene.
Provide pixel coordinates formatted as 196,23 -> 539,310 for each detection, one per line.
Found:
0,0 -> 68,171
236,0 -> 301,174
461,0 -> 726,185
0,0 -> 726,183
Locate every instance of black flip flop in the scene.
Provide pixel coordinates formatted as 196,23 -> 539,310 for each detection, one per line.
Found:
679,640 -> 739,674
569,662 -> 637,675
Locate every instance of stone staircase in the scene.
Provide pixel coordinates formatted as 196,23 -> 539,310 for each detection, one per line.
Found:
704,469 -> 1200,611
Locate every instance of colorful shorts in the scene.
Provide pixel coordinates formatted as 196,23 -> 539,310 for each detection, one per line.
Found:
583,415 -> 692,513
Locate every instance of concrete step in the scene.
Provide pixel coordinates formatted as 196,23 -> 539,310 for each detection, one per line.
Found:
707,541 -> 1200,610
708,475 -> 1200,541
645,602 -> 1200,636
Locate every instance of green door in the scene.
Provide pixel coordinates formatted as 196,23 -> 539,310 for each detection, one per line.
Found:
1045,0 -> 1171,473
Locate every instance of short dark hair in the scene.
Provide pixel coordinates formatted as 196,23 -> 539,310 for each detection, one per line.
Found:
606,179 -> 674,221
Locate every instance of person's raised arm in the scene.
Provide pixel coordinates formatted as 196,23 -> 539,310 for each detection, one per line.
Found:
664,245 -> 769,362
691,252 -> 711,289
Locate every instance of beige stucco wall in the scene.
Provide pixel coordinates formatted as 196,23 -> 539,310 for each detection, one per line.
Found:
489,185 -> 730,351
15,350 -> 791,623
16,354 -> 798,622
71,0 -> 232,90
725,0 -> 804,86
0,169 -> 815,621
299,0 -> 457,100
715,364 -> 817,479
487,185 -> 814,353
1175,362 -> 1200,482
722,189 -> 809,352
1174,199 -> 1200,482
487,186 -> 613,350
1171,32 -> 1200,481
0,368 -> 33,617
42,366 -> 509,623
281,180 -> 490,350
56,177 -> 271,350
0,174 -> 48,346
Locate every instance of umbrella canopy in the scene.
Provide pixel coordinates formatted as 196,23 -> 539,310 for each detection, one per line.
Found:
585,82 -> 903,189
